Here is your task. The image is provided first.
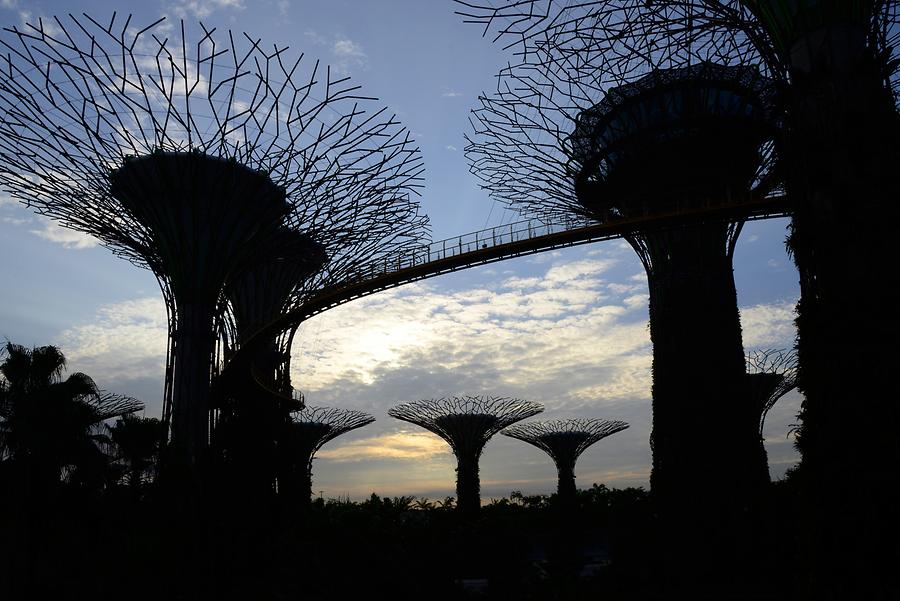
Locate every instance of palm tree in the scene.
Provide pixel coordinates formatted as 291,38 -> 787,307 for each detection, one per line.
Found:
110,415 -> 163,498
0,342 -> 143,493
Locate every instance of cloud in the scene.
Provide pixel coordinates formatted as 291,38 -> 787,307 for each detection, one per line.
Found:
41,244 -> 799,498
301,30 -> 368,74
332,37 -> 368,73
445,145 -> 458,152
317,430 -> 450,462
165,0 -> 245,19
56,297 -> 168,413
291,247 -> 800,497
442,90 -> 464,98
740,300 -> 797,348
29,218 -> 98,250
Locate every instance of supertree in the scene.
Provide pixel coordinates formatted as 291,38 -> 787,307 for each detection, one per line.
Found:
502,418 -> 628,507
463,21 -> 776,536
275,405 -> 374,510
744,348 -> 798,482
388,396 -> 544,514
0,15 -> 428,478
746,348 -> 798,439
458,2 -> 900,593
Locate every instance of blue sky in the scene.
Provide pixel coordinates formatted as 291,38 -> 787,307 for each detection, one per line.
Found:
0,0 -> 801,499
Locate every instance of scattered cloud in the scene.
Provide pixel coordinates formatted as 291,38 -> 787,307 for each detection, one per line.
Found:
441,90 -> 464,98
165,0 -> 245,19
277,0 -> 290,18
301,30 -> 368,74
40,245 -> 799,498
56,297 -> 168,413
445,145 -> 458,152
332,37 -> 368,73
317,430 -> 450,462
29,218 -> 98,250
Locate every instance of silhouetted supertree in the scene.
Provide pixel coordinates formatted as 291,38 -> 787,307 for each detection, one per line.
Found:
0,15 -> 428,478
464,35 -> 775,541
459,3 -> 900,592
389,396 -> 544,514
746,348 -> 798,438
276,406 -> 374,510
744,348 -> 798,481
502,418 -> 628,507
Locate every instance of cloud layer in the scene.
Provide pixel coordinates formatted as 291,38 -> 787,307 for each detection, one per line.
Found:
46,243 -> 800,499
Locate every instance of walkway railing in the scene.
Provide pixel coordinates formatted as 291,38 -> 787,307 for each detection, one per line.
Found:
341,215 -> 593,285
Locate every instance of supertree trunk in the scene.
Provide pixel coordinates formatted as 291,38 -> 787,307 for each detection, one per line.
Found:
555,462 -> 577,507
783,32 -> 900,594
456,452 -> 481,515
641,223 -> 769,502
638,221 -> 769,584
169,302 -> 217,473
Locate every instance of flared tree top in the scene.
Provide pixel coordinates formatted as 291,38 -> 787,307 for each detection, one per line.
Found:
282,406 -> 375,469
0,14 -> 429,285
746,349 -> 798,436
502,418 -> 629,470
224,227 -> 328,342
567,62 -> 774,217
388,396 -> 544,459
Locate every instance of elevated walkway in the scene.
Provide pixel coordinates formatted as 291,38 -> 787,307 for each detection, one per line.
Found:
285,194 -> 790,325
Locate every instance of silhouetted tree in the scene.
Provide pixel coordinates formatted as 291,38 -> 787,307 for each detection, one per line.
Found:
110,415 -> 163,499
389,396 -> 543,515
277,406 -> 374,511
0,342 -> 142,598
0,343 -> 142,492
502,419 -> 628,508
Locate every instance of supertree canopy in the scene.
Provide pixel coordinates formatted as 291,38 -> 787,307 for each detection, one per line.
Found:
465,13 -> 775,537
389,396 -> 544,514
460,2 -> 900,593
502,418 -> 628,506
0,15 -> 428,476
276,406 -> 375,509
745,348 -> 798,439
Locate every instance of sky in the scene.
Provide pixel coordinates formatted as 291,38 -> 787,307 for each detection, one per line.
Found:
0,0 -> 802,500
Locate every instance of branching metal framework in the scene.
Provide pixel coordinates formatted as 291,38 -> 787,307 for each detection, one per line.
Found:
746,348 -> 798,437
457,4 -> 900,594
502,418 -> 628,503
456,5 -> 789,587
278,406 -> 374,508
461,0 -> 775,519
0,14 -> 428,472
389,396 -> 544,513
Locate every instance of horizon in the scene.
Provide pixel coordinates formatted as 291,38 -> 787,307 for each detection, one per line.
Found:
0,0 -> 802,501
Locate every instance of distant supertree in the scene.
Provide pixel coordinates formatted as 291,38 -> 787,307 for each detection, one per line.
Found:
389,396 -> 544,514
746,348 -> 798,438
502,418 -> 628,507
276,406 -> 374,510
0,15 -> 428,476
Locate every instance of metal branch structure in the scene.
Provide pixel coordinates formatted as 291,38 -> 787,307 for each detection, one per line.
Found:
458,2 -> 900,594
502,418 -> 628,507
389,396 -> 544,514
746,348 -> 798,438
462,5 -> 776,555
0,14 -> 428,478
276,406 -> 374,510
